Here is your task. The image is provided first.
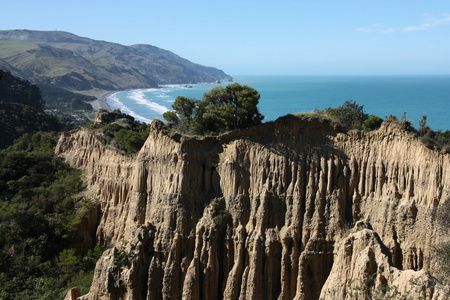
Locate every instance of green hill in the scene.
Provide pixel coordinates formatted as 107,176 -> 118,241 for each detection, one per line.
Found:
0,30 -> 232,91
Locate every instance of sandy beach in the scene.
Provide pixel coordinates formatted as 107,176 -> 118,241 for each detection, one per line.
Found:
80,89 -> 115,111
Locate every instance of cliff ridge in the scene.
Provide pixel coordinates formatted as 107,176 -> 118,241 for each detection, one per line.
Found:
55,119 -> 449,299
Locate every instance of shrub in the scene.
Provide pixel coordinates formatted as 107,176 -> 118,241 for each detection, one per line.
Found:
324,100 -> 369,130
86,110 -> 151,154
383,113 -> 414,131
419,115 -> 428,135
114,240 -> 130,268
362,115 -> 383,131
213,209 -> 231,227
308,100 -> 369,130
115,129 -> 146,154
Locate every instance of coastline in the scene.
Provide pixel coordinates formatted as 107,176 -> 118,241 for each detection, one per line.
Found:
95,91 -> 115,111
99,76 -> 449,130
80,89 -> 115,111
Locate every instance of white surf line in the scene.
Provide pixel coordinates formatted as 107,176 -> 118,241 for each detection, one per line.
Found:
108,93 -> 153,124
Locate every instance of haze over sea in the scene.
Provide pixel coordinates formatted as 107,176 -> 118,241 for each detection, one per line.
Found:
107,75 -> 450,130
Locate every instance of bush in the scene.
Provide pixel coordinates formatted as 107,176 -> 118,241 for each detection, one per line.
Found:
213,209 -> 231,227
324,100 -> 369,130
114,241 -> 129,268
0,102 -> 70,149
383,113 -> 414,131
115,129 -> 146,154
310,100 -> 369,130
362,115 -> 383,131
419,115 -> 428,134
87,110 -> 151,154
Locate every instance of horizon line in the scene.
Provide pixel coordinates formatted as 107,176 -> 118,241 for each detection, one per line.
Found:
230,74 -> 450,77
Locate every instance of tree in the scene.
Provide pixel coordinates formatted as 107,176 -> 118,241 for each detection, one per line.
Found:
219,83 -> 264,129
325,100 -> 369,129
164,83 -> 264,135
419,115 -> 427,135
162,96 -> 196,132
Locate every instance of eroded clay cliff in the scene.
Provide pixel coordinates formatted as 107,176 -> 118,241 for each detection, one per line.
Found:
55,118 -> 449,300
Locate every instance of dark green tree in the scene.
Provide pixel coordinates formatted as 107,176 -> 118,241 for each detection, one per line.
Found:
325,100 -> 369,129
162,96 -> 196,132
164,83 -> 263,135
203,83 -> 263,129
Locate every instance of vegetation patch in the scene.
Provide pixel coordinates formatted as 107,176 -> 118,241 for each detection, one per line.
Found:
0,70 -> 75,148
114,240 -> 130,269
163,83 -> 263,136
0,133 -> 102,299
207,198 -> 231,228
291,100 -> 378,132
213,209 -> 231,227
362,115 -> 383,132
384,114 -> 450,152
322,273 -> 437,299
85,109 -> 151,154
382,112 -> 415,131
294,100 -> 369,130
291,100 -> 449,152
38,84 -> 95,112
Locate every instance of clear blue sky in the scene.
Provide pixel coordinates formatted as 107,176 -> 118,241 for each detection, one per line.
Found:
1,0 -> 449,75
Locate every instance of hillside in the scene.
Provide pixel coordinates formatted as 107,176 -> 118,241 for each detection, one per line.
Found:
55,118 -> 450,299
0,69 -> 73,148
0,30 -> 232,91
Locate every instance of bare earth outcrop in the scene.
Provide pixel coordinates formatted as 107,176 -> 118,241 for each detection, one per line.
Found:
56,118 -> 449,300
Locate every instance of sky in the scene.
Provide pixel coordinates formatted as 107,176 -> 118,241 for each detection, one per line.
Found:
1,0 -> 450,75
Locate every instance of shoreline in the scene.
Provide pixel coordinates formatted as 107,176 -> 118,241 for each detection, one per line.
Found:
81,80 -> 225,113
80,90 -> 115,111
96,91 -> 115,111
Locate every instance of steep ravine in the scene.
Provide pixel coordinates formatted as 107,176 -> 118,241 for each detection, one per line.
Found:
55,119 -> 449,300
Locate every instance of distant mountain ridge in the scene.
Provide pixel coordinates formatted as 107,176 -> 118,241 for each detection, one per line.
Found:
0,29 -> 232,91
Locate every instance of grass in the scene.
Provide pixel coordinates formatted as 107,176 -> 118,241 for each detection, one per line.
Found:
0,41 -> 39,58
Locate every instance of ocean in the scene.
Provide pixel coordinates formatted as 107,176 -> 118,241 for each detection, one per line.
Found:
107,75 -> 450,130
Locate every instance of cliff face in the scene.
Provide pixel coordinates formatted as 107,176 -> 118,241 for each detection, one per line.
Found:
55,119 -> 450,300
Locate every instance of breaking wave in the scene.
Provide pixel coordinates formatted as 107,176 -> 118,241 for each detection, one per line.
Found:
107,93 -> 153,124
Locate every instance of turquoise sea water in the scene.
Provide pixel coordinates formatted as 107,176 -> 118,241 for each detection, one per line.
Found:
107,75 -> 450,130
